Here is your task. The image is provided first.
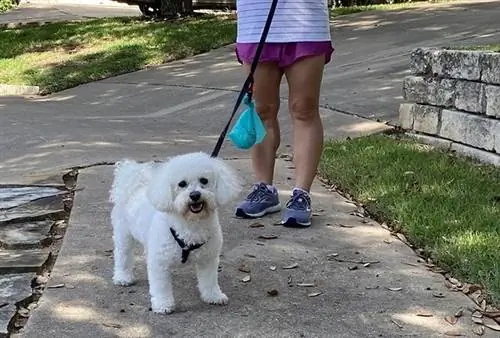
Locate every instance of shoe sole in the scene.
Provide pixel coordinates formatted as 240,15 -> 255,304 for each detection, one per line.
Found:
235,204 -> 282,218
281,217 -> 311,228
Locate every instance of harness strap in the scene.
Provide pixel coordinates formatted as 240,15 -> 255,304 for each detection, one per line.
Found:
210,0 -> 279,158
170,227 -> 205,264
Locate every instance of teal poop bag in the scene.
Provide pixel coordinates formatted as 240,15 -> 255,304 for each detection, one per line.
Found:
228,95 -> 266,149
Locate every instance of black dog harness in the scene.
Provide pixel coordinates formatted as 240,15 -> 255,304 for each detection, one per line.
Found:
170,228 -> 205,263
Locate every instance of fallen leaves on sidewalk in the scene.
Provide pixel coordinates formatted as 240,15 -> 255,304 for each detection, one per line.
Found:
445,315 -> 458,325
387,287 -> 403,292
267,289 -> 279,297
258,234 -> 278,240
483,318 -> 500,331
307,292 -> 322,297
238,264 -> 251,273
282,263 -> 298,270
249,222 -> 265,228
297,283 -> 316,287
472,326 -> 485,336
241,275 -> 251,283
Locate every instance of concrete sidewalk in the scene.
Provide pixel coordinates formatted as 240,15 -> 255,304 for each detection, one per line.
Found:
21,159 -> 495,337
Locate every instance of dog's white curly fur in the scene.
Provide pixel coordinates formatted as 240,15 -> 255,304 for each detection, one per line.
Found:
109,152 -> 242,314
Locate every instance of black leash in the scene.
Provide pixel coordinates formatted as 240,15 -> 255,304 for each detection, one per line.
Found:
210,0 -> 279,158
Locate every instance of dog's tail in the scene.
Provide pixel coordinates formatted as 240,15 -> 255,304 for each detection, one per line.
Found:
109,159 -> 155,205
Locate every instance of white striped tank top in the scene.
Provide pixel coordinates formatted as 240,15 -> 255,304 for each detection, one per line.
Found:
236,0 -> 332,43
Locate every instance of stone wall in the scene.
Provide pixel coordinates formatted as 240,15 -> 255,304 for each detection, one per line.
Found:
399,47 -> 500,166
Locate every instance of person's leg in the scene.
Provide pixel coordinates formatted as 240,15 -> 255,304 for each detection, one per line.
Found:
247,62 -> 283,185
235,56 -> 284,218
281,52 -> 328,227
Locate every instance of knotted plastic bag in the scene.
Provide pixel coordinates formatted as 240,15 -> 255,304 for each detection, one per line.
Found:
228,95 -> 266,149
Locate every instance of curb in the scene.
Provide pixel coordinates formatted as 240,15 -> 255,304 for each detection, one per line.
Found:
0,84 -> 40,96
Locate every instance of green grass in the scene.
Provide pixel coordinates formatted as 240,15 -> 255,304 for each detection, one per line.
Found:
0,15 -> 236,93
319,134 -> 500,304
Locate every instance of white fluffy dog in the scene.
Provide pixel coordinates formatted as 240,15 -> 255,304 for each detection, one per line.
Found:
109,152 -> 242,314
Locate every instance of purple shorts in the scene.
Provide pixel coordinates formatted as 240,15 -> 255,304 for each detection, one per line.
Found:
235,41 -> 334,69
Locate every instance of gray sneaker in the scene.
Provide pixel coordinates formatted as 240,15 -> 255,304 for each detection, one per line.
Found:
281,189 -> 312,227
235,183 -> 281,218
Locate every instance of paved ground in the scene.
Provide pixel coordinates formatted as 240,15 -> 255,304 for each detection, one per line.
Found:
0,0 -> 140,27
1,0 -> 500,336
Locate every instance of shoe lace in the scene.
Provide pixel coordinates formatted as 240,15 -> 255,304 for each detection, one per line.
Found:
286,190 -> 310,210
246,183 -> 270,202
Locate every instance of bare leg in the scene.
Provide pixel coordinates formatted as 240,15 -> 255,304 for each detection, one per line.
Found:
285,55 -> 326,192
244,62 -> 284,185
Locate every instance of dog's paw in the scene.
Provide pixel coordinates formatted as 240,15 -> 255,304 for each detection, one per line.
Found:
112,272 -> 135,286
151,299 -> 175,314
201,292 -> 228,305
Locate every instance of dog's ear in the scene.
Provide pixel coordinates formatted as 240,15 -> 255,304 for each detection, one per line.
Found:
146,163 -> 174,212
214,159 -> 243,206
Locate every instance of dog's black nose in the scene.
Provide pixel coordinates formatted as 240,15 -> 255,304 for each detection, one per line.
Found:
189,191 -> 201,201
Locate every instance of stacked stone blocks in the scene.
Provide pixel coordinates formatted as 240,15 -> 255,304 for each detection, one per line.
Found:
399,47 -> 500,165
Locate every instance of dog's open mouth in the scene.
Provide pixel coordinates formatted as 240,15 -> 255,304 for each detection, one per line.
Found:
189,201 -> 205,214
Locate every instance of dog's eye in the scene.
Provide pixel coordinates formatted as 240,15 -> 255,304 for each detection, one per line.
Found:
199,177 -> 208,185
178,180 -> 187,188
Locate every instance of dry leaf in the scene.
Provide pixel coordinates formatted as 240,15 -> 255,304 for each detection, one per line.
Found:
461,283 -> 482,295
445,315 -> 458,325
249,222 -> 264,228
308,292 -> 322,297
454,308 -> 464,317
258,234 -> 278,240
338,223 -> 354,228
472,326 -> 485,336
283,263 -> 298,270
287,275 -> 293,286
270,265 -> 277,271
383,239 -> 392,244
241,275 -> 251,283
416,310 -> 433,317
327,253 -> 339,258
244,254 -> 256,258
267,289 -> 278,297
391,319 -> 403,328
448,277 -> 460,285
472,311 -> 483,318
443,331 -> 463,336
432,292 -> 445,298
348,265 -> 358,271
480,300 -> 487,311
102,322 -> 122,329
395,233 -> 410,245
388,287 -> 403,292
297,283 -> 316,287
484,318 -> 500,331
472,317 -> 483,325
47,283 -> 65,289
363,263 -> 371,268
238,265 -> 251,273
17,308 -> 29,318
